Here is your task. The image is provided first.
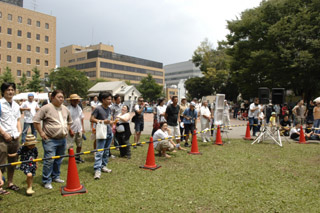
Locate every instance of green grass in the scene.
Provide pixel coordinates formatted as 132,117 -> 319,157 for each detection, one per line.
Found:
1,134 -> 320,212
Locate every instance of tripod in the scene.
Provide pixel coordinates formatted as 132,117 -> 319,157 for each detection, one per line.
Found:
251,105 -> 283,147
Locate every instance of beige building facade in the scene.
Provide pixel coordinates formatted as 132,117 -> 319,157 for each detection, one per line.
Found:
60,43 -> 164,85
0,1 -> 56,84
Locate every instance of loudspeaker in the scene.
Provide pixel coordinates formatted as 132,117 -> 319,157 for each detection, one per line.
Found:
258,87 -> 270,104
272,88 -> 285,104
214,94 -> 225,125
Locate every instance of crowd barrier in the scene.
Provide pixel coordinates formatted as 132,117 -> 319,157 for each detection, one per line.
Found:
0,123 -> 318,169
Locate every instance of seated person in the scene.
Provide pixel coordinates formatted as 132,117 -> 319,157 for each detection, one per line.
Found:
305,120 -> 320,140
153,122 -> 176,158
290,122 -> 301,141
242,110 -> 248,121
280,115 -> 291,136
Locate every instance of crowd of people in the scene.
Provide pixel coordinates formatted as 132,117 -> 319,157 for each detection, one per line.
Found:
1,81 -> 319,197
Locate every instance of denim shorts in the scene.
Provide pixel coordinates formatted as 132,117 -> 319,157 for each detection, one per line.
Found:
134,122 -> 144,132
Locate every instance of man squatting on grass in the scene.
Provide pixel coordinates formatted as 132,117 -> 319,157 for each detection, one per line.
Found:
0,82 -> 22,194
33,89 -> 72,190
90,92 -> 117,180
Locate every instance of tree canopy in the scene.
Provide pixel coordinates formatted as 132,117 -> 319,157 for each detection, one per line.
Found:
27,67 -> 42,92
225,0 -> 320,100
49,67 -> 90,98
0,66 -> 15,85
136,74 -> 163,102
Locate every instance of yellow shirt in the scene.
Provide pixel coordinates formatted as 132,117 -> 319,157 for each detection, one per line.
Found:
269,116 -> 276,126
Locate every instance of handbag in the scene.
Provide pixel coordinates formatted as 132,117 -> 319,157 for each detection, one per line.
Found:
116,124 -> 125,133
96,121 -> 107,139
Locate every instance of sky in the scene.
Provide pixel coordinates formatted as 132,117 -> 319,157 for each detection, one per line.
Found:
23,0 -> 262,66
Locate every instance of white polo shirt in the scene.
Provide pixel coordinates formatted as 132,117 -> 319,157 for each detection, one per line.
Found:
20,101 -> 39,123
200,106 -> 211,123
0,98 -> 21,138
249,103 -> 262,118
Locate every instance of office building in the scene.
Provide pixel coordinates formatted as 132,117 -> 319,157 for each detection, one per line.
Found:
0,0 -> 56,84
60,43 -> 164,85
164,60 -> 203,87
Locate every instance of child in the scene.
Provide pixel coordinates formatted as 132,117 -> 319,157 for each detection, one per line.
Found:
242,110 -> 248,121
8,135 -> 38,195
269,112 -> 277,127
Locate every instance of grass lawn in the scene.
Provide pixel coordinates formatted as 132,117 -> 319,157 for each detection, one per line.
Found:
0,134 -> 319,212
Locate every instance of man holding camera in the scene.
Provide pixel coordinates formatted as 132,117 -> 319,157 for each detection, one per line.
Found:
249,98 -> 263,137
133,97 -> 147,146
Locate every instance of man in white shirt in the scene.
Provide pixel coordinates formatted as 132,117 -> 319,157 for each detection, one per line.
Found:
200,101 -> 211,142
67,94 -> 85,164
0,82 -> 22,192
248,97 -> 263,136
20,93 -> 39,144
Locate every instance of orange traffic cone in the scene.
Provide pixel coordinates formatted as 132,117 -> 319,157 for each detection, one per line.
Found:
61,148 -> 87,196
243,122 -> 253,140
214,125 -> 223,145
140,137 -> 161,170
188,130 -> 202,155
299,126 -> 307,144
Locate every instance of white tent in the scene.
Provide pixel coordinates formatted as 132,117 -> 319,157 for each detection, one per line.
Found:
13,92 -> 48,100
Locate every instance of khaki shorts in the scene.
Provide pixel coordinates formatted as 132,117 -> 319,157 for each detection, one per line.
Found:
0,136 -> 19,173
168,125 -> 180,139
67,132 -> 83,149
155,140 -> 174,152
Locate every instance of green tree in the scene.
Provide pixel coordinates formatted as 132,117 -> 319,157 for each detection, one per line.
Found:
225,0 -> 320,100
49,67 -> 90,98
27,67 -> 42,92
136,74 -> 163,102
184,77 -> 214,100
0,66 -> 15,84
17,72 -> 28,92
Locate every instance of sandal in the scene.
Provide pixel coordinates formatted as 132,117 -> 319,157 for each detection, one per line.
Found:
0,188 -> 10,195
7,184 -> 20,191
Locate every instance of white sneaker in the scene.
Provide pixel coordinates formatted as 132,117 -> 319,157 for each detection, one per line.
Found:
206,138 -> 211,142
44,183 -> 53,190
101,166 -> 112,173
203,139 -> 207,143
94,170 -> 101,179
53,178 -> 65,183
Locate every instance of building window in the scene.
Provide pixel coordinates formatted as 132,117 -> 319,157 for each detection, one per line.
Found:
27,45 -> 31,51
17,56 -> 21,63
27,18 -> 31,25
69,59 -> 75,63
17,70 -> 22,77
17,43 -> 22,50
36,21 -> 40,27
27,58 -> 31,64
45,60 -> 48,66
45,36 -> 49,42
45,23 -> 49,29
7,55 -> 11,62
0,40 -> 1,47
45,48 -> 49,54
7,28 -> 12,35
36,46 -> 40,53
18,16 -> 22,23
7,41 -> 12,49
17,30 -> 22,37
36,34 -> 40,40
27,32 -> 31,38
0,26 -> 1,33
36,59 -> 40,65
8,14 -> 12,21
26,71 -> 31,77
0,11 -> 2,18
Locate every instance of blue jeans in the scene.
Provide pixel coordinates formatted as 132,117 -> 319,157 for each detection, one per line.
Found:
42,138 -> 66,184
314,119 -> 320,134
21,123 -> 37,143
249,117 -> 259,136
94,133 -> 113,171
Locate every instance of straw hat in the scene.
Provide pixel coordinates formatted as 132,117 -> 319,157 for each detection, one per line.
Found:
66,94 -> 82,101
24,135 -> 39,146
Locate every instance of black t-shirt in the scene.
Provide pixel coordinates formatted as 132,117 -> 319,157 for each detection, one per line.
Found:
92,105 -> 112,134
307,104 -> 314,117
280,119 -> 291,127
165,104 -> 180,126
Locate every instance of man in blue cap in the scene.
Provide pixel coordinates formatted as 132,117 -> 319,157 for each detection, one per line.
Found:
20,93 -> 40,144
